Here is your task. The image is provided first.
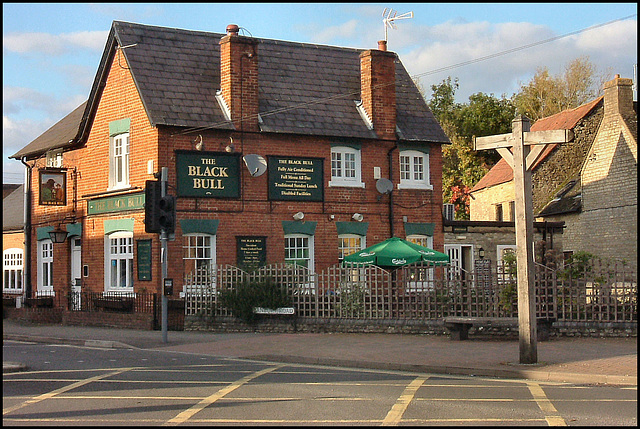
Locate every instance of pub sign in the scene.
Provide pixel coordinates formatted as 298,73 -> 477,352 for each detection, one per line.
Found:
267,156 -> 323,201
39,169 -> 66,206
176,150 -> 241,198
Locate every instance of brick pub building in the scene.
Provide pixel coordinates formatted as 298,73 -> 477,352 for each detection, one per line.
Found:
11,21 -> 449,303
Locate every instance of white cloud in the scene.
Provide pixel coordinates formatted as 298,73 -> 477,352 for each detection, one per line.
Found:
3,30 -> 108,55
396,18 -> 637,102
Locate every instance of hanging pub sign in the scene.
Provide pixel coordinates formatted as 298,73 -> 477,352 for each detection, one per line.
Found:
176,150 -> 241,198
39,169 -> 66,206
268,156 -> 323,201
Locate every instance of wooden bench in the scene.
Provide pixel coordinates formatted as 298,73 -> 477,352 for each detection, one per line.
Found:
443,316 -> 554,341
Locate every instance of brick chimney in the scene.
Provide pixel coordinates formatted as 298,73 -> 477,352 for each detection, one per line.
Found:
219,24 -> 259,132
360,42 -> 397,140
603,74 -> 634,121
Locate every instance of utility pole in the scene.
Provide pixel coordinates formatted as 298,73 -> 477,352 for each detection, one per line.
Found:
475,116 -> 572,364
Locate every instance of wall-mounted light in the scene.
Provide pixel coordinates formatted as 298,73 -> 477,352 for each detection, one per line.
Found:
352,213 -> 364,222
193,135 -> 203,151
225,136 -> 235,153
293,212 -> 304,221
478,247 -> 485,259
328,214 -> 335,221
48,226 -> 69,243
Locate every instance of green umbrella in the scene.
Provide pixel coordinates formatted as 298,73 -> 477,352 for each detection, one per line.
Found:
342,237 -> 449,267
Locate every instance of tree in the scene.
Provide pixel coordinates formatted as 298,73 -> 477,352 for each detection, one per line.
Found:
428,78 -> 516,219
513,57 -> 601,121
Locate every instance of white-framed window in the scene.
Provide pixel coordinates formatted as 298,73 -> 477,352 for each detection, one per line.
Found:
37,239 -> 54,294
105,232 -> 134,292
338,234 -> 366,262
109,132 -> 130,189
284,234 -> 314,272
183,233 -> 217,294
406,235 -> 435,291
329,146 -> 364,188
46,149 -> 63,168
398,150 -> 432,190
3,248 -> 23,292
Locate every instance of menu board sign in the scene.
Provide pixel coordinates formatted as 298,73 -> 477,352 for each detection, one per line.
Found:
237,236 -> 267,270
268,156 -> 323,201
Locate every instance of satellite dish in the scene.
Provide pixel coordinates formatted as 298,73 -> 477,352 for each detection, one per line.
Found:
243,154 -> 267,177
376,178 -> 393,195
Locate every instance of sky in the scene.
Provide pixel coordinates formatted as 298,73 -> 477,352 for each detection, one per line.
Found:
2,3 -> 637,184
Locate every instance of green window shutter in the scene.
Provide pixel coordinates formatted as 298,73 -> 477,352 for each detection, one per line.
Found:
104,218 -> 134,235
335,221 -> 369,236
404,222 -> 435,237
282,221 -> 317,236
109,118 -> 131,136
36,226 -> 54,241
179,219 -> 219,235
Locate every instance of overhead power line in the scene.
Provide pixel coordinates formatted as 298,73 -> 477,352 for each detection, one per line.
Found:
174,13 -> 636,136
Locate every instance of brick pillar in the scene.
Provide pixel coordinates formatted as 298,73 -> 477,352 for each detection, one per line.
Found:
360,47 -> 397,140
603,74 -> 634,120
219,27 -> 260,132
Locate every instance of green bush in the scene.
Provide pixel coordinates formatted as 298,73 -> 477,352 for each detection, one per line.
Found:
217,278 -> 292,324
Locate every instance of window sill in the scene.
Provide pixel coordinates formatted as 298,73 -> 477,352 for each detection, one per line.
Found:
397,183 -> 433,191
328,180 -> 365,188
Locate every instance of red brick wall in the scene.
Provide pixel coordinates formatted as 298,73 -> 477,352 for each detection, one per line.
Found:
27,40 -> 445,299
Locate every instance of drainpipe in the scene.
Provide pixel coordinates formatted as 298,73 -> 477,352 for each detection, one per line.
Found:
20,157 -> 33,299
387,144 -> 397,237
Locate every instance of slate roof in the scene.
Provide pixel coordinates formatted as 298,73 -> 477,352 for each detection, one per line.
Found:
11,102 -> 87,160
89,21 -> 448,143
470,97 -> 603,193
3,184 -> 24,231
11,21 -> 448,161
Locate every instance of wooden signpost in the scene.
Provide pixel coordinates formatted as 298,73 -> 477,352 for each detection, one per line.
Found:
475,115 -> 572,364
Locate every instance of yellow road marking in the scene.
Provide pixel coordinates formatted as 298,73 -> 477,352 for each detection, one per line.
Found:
2,367 -> 134,415
382,376 -> 428,426
527,381 -> 567,426
163,364 -> 283,426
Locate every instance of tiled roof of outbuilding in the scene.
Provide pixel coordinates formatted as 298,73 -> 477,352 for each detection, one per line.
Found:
106,21 -> 448,142
470,97 -> 603,193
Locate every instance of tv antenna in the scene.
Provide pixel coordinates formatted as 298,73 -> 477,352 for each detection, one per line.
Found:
382,8 -> 413,42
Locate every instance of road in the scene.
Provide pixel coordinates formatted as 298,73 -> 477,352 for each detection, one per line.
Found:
3,340 -> 637,426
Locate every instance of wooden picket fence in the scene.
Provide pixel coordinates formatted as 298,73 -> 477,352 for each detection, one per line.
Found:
184,259 -> 637,323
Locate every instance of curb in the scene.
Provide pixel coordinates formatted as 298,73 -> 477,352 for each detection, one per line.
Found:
248,354 -> 637,386
4,334 -> 637,386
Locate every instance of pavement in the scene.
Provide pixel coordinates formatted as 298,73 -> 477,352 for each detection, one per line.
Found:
3,319 -> 637,386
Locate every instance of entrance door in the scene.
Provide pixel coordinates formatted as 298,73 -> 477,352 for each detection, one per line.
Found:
444,244 -> 474,280
70,237 -> 82,310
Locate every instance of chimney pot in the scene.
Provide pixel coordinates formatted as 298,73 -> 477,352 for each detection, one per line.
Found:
226,24 -> 239,35
378,40 -> 387,51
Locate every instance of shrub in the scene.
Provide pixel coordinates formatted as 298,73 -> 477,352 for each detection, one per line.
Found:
217,278 -> 292,324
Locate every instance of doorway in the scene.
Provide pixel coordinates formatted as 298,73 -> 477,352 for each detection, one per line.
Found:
70,237 -> 82,310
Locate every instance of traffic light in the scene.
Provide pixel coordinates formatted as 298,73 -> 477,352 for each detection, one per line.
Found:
144,180 -> 176,234
144,180 -> 162,233
158,195 -> 176,234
